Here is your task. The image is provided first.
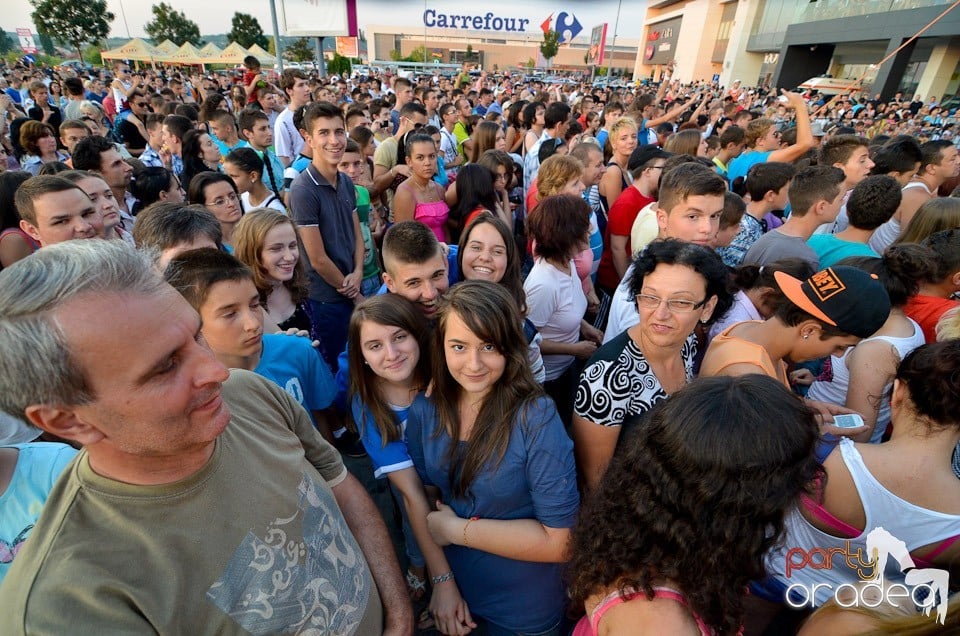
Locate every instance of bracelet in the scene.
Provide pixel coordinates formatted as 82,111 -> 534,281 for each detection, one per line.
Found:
431,571 -> 455,585
462,516 -> 479,547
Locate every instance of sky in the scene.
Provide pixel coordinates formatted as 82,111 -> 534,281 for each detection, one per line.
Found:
5,0 -> 641,41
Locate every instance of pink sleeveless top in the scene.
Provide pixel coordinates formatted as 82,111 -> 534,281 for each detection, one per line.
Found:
573,586 -> 713,636
414,199 -> 449,242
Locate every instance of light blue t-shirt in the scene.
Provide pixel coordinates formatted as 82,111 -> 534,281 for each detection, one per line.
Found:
0,442 -> 78,583
727,150 -> 772,187
255,334 -> 337,420
807,234 -> 879,268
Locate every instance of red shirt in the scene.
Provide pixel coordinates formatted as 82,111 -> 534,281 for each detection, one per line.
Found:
243,71 -> 261,105
596,186 -> 655,290
904,294 -> 959,343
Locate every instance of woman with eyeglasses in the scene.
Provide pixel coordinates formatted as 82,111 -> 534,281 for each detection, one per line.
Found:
188,172 -> 243,250
573,239 -> 733,490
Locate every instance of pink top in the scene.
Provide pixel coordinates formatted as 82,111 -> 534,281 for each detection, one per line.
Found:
573,586 -> 713,636
414,199 -> 450,242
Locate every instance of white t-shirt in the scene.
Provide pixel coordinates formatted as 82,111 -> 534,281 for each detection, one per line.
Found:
523,258 -> 587,381
274,108 -> 304,162
241,191 -> 287,214
603,263 -> 639,345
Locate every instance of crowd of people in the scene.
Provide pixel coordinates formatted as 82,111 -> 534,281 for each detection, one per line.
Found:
1,52 -> 960,635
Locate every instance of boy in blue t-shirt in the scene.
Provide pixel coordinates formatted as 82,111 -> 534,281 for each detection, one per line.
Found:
163,248 -> 338,441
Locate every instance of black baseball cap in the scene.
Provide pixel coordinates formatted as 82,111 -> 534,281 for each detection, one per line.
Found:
774,266 -> 891,339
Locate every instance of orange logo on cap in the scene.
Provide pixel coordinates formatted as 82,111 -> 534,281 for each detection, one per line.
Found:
809,268 -> 846,301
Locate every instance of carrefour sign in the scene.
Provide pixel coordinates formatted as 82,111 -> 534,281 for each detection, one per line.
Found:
423,9 -> 583,41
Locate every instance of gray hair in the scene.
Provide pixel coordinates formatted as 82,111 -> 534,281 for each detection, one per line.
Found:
0,240 -> 165,417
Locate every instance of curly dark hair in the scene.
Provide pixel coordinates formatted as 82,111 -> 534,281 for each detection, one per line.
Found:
628,238 -> 735,325
567,374 -> 822,635
895,340 -> 960,428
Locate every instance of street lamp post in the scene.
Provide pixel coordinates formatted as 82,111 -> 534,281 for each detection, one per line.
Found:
606,0 -> 622,79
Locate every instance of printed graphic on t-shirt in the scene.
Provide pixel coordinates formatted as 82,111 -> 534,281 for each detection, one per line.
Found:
207,472 -> 371,634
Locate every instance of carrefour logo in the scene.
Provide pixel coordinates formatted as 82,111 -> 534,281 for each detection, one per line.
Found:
540,12 -> 583,43
423,8 -> 583,41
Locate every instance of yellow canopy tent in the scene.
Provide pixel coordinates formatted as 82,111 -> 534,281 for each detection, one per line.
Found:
214,42 -> 252,65
155,40 -> 179,55
100,39 -> 161,67
199,42 -> 223,59
247,44 -> 277,66
165,42 -> 208,67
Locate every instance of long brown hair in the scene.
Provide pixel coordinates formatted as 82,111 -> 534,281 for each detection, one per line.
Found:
457,213 -> 526,315
232,209 -> 309,304
431,281 -> 543,497
348,295 -> 431,444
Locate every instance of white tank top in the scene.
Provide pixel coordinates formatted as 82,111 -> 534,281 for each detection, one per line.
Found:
806,318 -> 925,442
767,439 -> 960,606
869,181 -> 932,253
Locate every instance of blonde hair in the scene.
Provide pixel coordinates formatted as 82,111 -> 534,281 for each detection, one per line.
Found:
536,154 -> 584,199
936,305 -> 960,342
745,117 -> 775,148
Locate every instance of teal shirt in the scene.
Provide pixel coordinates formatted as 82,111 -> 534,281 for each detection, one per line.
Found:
807,234 -> 879,268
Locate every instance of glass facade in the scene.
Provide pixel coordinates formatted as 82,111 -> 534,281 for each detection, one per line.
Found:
712,2 -> 739,63
748,0 -> 951,51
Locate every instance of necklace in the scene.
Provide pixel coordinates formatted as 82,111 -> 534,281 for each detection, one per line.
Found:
412,178 -> 438,201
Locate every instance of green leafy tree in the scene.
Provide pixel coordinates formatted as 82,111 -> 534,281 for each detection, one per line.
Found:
145,3 -> 201,46
404,46 -> 427,63
540,30 -> 560,67
83,43 -> 103,65
266,36 -> 276,56
389,49 -> 403,62
465,43 -> 474,61
327,52 -> 351,76
0,29 -> 14,55
29,0 -> 113,60
287,37 -> 313,63
228,12 -> 267,49
38,33 -> 56,56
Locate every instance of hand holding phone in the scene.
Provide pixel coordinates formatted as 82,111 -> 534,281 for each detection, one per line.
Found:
832,413 -> 865,429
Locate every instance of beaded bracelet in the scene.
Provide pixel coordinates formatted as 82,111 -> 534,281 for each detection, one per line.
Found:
431,571 -> 455,585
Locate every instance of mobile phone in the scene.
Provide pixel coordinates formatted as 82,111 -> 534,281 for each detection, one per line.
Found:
832,414 -> 865,429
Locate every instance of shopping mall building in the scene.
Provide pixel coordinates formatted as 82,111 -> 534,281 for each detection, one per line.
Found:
637,0 -> 960,99
362,2 -> 641,74
362,1 -> 960,99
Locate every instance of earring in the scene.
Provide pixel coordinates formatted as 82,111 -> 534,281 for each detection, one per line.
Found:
802,333 -> 810,340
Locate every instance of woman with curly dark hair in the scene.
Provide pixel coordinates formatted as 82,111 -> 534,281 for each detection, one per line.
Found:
568,374 -> 822,636
573,239 -> 734,490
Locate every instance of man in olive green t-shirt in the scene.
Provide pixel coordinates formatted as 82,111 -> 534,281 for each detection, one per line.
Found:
0,240 -> 413,635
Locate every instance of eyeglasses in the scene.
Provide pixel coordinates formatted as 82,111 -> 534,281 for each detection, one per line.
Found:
413,122 -> 424,130
132,102 -> 147,108
636,294 -> 707,313
208,192 -> 240,207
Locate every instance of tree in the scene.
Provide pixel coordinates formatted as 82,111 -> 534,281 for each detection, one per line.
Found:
145,3 -> 201,46
228,12 -> 267,49
29,0 -> 113,60
0,29 -> 14,55
266,36 -> 276,56
404,46 -> 427,63
328,52 -> 351,76
38,33 -> 56,56
540,30 -> 560,68
287,37 -> 313,63
83,43 -> 103,65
